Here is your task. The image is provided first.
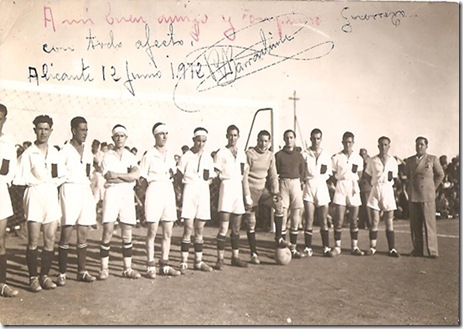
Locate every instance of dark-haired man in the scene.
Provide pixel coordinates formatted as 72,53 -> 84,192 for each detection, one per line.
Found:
363,136 -> 400,257
214,125 -> 250,269
14,115 -> 63,292
275,129 -> 307,259
243,130 -> 286,264
302,128 -> 333,257
406,137 -> 444,258
330,131 -> 364,256
56,117 -> 97,287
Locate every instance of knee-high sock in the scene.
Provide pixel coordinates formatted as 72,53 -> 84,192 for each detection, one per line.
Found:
247,230 -> 257,255
40,250 -> 54,277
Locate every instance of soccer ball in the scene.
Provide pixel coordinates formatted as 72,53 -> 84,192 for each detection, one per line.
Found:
275,247 -> 292,265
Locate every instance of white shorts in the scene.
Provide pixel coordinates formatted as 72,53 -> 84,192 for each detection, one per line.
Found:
0,183 -> 13,220
280,178 -> 303,209
367,184 -> 397,212
59,183 -> 96,226
218,179 -> 245,215
181,182 -> 211,220
24,183 -> 61,224
145,181 -> 176,222
332,180 -> 362,207
102,184 -> 136,225
303,179 -> 331,207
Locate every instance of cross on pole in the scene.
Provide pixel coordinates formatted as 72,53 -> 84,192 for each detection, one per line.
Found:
288,90 -> 299,132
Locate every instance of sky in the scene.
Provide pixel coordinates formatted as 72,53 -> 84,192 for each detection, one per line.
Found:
0,0 -> 459,160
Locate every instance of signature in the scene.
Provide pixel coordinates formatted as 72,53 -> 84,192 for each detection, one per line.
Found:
172,12 -> 334,112
340,7 -> 407,33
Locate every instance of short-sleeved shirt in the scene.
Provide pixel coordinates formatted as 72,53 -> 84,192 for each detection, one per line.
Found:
214,147 -> 247,181
177,149 -> 215,184
331,151 -> 364,181
0,133 -> 17,185
14,143 -> 63,187
365,154 -> 398,186
60,141 -> 93,184
139,147 -> 176,183
303,148 -> 332,181
102,148 -> 138,188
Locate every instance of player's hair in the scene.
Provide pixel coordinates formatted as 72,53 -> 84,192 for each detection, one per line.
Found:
101,142 -> 108,148
342,131 -> 354,140
33,115 -> 53,128
0,103 -> 7,117
415,136 -> 428,145
227,124 -> 240,135
257,130 -> 271,139
71,116 -> 87,129
152,122 -> 166,135
283,129 -> 296,138
92,139 -> 100,147
378,136 -> 391,144
194,127 -> 208,134
311,128 -> 322,137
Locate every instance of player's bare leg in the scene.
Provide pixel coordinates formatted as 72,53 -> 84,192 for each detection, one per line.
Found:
145,221 -> 159,279
159,221 -> 180,276
193,219 -> 212,271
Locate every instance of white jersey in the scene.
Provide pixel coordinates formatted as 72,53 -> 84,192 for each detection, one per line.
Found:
331,151 -> 364,181
303,148 -> 332,181
214,147 -> 247,181
60,141 -> 93,184
102,148 -> 139,188
365,154 -> 398,186
14,143 -> 64,187
139,147 -> 176,183
177,149 -> 215,184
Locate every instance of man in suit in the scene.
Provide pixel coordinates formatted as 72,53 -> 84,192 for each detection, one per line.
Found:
406,137 -> 444,258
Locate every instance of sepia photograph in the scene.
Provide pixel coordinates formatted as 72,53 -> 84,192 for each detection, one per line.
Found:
0,0 -> 459,325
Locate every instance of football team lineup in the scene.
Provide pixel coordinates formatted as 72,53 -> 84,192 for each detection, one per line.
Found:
0,0 -> 459,325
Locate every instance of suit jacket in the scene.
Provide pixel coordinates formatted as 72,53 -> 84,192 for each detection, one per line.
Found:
406,153 -> 444,202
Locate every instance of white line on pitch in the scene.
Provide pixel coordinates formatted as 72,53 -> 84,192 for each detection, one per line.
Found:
393,230 -> 459,239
